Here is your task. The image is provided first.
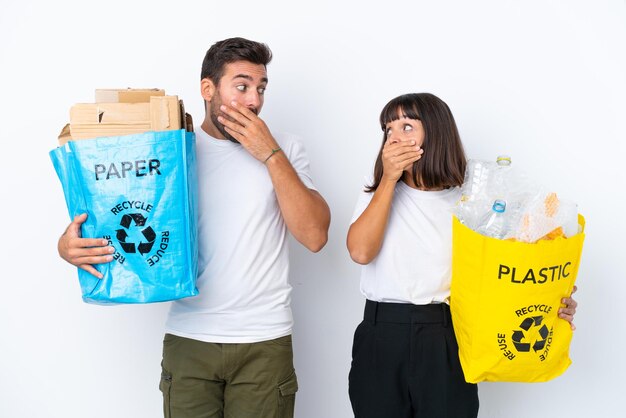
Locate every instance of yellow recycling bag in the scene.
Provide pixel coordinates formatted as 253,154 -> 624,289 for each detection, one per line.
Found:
450,215 -> 585,383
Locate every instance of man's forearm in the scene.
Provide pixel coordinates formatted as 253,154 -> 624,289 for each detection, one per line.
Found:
266,152 -> 330,252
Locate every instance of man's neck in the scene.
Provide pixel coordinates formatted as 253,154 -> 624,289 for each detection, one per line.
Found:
201,119 -> 226,140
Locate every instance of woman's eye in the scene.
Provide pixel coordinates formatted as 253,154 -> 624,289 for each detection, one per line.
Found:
385,128 -> 392,136
258,87 -> 266,95
236,85 -> 247,92
403,124 -> 413,132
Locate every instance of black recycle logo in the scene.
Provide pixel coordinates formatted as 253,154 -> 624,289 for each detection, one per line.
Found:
511,316 -> 549,353
116,213 -> 156,255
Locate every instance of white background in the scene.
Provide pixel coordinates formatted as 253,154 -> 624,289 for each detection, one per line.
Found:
1,1 -> 624,417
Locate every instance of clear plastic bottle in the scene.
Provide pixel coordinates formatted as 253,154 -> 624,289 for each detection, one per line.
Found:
477,199 -> 509,239
490,155 -> 512,201
457,159 -> 496,229
461,159 -> 491,201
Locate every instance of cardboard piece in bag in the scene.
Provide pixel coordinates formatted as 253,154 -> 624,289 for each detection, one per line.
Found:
150,95 -> 181,131
58,88 -> 193,145
68,96 -> 182,141
95,88 -> 165,103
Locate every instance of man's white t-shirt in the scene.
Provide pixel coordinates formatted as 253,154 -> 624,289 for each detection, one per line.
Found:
165,127 -> 316,343
351,181 -> 461,305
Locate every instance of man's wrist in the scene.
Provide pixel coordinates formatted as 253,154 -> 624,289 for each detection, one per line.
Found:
263,147 -> 282,164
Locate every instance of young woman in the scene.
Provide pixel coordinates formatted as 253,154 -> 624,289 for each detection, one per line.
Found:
346,93 -> 577,418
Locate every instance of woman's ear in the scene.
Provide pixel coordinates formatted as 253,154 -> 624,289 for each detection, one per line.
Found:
200,78 -> 215,103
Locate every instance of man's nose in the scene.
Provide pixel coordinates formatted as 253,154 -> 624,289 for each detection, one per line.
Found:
245,91 -> 261,113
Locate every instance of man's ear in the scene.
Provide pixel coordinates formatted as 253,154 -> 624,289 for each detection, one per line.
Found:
201,78 -> 215,103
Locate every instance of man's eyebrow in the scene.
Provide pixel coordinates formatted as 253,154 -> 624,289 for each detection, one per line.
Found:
232,74 -> 268,83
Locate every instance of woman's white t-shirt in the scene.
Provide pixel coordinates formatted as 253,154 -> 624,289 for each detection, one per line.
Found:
351,182 -> 461,305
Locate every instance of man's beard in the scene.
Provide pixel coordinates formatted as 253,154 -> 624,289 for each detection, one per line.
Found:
209,96 -> 240,144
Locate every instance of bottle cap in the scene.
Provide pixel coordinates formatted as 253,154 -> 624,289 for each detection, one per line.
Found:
492,199 -> 506,213
496,155 -> 511,166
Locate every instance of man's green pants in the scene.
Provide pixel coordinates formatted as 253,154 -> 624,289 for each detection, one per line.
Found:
159,334 -> 298,418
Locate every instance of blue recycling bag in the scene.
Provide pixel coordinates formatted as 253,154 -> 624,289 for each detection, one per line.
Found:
50,129 -> 198,304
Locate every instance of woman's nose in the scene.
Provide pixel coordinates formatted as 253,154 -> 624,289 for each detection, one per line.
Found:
388,131 -> 401,144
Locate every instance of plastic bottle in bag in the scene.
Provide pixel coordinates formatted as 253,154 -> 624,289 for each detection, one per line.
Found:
461,159 -> 493,201
477,199 -> 509,239
489,155 -> 512,200
457,155 -> 513,230
457,159 -> 496,229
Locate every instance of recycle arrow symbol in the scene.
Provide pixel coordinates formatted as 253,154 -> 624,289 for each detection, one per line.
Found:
120,213 -> 148,228
511,330 -> 530,352
115,228 -> 136,253
512,316 -> 548,353
519,316 -> 543,331
138,226 -> 157,255
116,213 -> 155,254
533,325 -> 550,352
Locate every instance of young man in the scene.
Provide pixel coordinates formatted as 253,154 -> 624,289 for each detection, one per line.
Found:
58,37 -> 331,418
